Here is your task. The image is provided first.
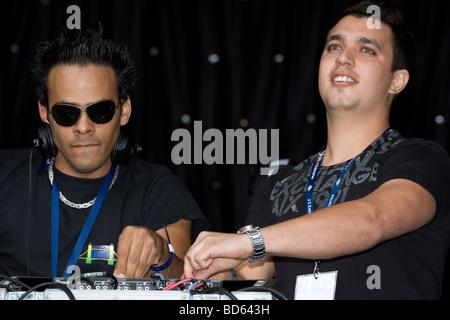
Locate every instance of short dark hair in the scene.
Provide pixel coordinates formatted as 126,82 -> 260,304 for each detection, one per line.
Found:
333,0 -> 415,72
30,28 -> 137,107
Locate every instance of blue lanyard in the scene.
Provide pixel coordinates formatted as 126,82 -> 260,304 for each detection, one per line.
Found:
306,128 -> 391,214
49,161 -> 116,277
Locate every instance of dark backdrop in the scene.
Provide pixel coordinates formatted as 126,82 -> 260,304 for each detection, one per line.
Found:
1,0 -> 450,297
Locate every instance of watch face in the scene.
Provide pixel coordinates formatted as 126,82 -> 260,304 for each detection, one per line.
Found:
238,224 -> 258,233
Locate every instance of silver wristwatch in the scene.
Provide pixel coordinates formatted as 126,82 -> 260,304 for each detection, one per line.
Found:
237,224 -> 265,262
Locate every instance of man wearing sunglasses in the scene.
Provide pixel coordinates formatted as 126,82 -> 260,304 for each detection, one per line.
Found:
0,29 -> 208,280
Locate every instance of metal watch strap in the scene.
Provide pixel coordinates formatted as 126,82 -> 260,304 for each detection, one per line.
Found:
237,224 -> 265,262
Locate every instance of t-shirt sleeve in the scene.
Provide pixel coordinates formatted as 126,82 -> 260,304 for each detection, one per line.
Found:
141,165 -> 209,240
245,178 -> 273,228
378,139 -> 450,219
245,167 -> 294,228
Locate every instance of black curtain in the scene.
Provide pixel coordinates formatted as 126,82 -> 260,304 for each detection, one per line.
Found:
2,0 -> 450,296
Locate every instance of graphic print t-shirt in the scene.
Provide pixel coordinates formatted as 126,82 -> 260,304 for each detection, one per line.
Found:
246,130 -> 450,299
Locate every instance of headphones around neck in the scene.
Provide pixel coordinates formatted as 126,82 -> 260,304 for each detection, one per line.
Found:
35,125 -> 142,165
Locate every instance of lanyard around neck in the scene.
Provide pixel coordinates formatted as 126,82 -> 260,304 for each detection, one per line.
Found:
306,128 -> 391,214
49,161 -> 117,278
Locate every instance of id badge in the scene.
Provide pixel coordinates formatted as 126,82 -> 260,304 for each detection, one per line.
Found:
294,271 -> 338,300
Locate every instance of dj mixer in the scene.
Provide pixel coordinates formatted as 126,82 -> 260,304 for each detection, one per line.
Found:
0,274 -> 284,300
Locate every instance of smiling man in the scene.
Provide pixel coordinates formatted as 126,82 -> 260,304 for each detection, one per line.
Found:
0,29 -> 208,280
184,1 -> 450,299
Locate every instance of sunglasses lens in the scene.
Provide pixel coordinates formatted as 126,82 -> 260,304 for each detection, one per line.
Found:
50,100 -> 117,126
51,104 -> 80,126
86,100 -> 117,124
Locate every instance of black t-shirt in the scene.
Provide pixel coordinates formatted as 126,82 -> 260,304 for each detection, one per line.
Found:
246,130 -> 450,299
0,149 -> 208,277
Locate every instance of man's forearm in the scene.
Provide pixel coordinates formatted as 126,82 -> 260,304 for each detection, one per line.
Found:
261,179 -> 435,260
261,199 -> 382,260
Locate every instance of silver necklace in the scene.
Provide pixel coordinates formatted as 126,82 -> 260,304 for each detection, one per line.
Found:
47,157 -> 119,209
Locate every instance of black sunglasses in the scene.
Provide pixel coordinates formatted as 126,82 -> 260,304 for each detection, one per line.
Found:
48,100 -> 120,127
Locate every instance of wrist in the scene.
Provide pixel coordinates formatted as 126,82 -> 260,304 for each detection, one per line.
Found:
237,224 -> 266,262
156,239 -> 170,263
150,225 -> 174,272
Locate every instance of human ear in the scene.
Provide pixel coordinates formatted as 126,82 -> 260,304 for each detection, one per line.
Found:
119,98 -> 132,126
38,101 -> 50,124
389,69 -> 410,95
